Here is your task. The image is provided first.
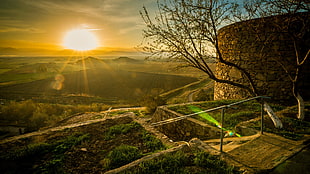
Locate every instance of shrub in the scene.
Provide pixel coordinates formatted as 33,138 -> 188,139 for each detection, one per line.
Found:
105,145 -> 142,169
123,150 -> 239,174
141,131 -> 166,152
136,151 -> 189,174
105,121 -> 141,140
40,133 -> 90,173
140,95 -> 166,113
0,99 -> 112,132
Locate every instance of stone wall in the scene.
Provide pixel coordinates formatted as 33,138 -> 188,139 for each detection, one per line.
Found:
214,13 -> 310,103
151,106 -> 220,141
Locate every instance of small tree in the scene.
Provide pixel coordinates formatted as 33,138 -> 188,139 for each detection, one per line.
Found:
241,0 -> 309,120
270,0 -> 309,120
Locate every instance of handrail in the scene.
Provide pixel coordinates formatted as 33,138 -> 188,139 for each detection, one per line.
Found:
152,96 -> 270,153
151,96 -> 270,126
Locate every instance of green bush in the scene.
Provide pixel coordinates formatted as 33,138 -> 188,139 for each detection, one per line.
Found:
40,133 -> 90,173
125,151 -> 238,174
105,122 -> 141,140
136,151 -> 189,174
140,95 -> 166,113
0,99 -> 111,132
105,145 -> 142,169
141,131 -> 166,152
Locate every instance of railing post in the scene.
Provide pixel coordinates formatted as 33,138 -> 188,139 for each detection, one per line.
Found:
261,101 -> 264,135
220,108 -> 225,153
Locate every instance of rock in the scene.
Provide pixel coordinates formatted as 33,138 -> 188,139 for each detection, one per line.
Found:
80,148 -> 87,152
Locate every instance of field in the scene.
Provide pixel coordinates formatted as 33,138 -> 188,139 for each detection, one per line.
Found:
0,56 -> 207,133
0,56 -> 204,105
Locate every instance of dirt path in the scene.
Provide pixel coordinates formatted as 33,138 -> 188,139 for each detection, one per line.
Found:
221,133 -> 310,173
187,81 -> 213,102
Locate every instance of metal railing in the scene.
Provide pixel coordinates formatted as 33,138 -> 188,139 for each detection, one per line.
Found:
151,96 -> 270,152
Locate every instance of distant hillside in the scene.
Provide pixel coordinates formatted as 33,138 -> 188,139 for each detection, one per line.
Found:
75,56 -> 104,64
73,56 -> 143,69
0,68 -> 198,104
112,57 -> 142,63
4,62 -> 58,74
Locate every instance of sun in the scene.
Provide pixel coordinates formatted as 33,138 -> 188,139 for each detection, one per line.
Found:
63,29 -> 98,51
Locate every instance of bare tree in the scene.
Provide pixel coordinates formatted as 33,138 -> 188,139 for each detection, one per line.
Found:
140,0 -> 284,127
140,0 -> 258,96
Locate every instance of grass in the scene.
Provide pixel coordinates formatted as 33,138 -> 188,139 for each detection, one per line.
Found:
40,133 -> 89,173
0,132 -> 90,173
141,131 -> 166,152
0,61 -> 198,105
169,99 -> 262,130
168,99 -> 296,138
0,99 -> 112,132
249,103 -> 310,140
104,121 -> 142,140
171,100 -> 310,141
1,118 -> 168,173
103,145 -> 143,169
123,150 -> 239,174
104,121 -> 166,152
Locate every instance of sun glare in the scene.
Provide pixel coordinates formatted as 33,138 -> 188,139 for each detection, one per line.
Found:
63,29 -> 98,51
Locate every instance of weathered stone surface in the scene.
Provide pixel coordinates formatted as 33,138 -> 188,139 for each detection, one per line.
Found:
214,13 -> 310,104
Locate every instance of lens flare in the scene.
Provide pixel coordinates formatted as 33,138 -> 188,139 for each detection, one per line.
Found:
52,74 -> 65,90
188,105 -> 241,137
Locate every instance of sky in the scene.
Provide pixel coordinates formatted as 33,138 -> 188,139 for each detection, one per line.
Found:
0,0 -> 157,52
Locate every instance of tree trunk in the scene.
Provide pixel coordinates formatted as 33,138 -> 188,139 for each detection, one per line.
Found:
296,92 -> 305,120
264,102 -> 283,129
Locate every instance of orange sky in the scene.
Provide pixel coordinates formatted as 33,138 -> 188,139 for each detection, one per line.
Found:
0,0 -> 157,52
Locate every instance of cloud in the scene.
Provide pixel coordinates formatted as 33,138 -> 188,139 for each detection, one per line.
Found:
0,0 -> 157,47
0,17 -> 45,33
24,0 -> 107,19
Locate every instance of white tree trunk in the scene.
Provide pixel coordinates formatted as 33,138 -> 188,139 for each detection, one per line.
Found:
264,102 -> 283,129
296,92 -> 305,120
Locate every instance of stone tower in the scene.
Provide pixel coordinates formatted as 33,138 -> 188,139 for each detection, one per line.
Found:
214,12 -> 310,104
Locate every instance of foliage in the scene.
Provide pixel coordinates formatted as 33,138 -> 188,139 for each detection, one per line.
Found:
139,95 -> 166,114
0,132 -> 89,174
103,145 -> 143,169
40,133 -> 90,173
169,100 -> 264,130
136,151 -> 190,174
0,99 -> 110,131
251,115 -> 310,140
193,151 -> 236,173
104,121 -> 166,151
105,121 -> 142,140
124,150 -> 239,174
0,142 -> 51,161
141,131 -> 166,152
